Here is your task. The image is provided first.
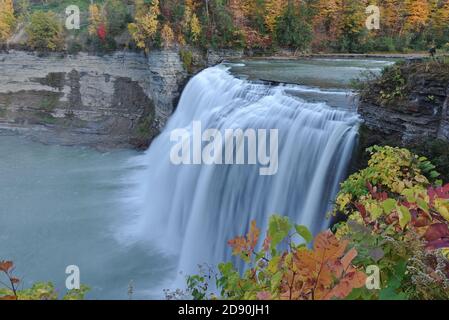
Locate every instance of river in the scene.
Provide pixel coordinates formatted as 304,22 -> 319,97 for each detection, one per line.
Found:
0,58 -> 394,299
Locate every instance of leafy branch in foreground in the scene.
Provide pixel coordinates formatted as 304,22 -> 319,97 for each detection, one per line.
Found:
186,216 -> 367,300
0,261 -> 89,300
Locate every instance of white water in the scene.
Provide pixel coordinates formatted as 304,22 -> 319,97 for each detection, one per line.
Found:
124,65 -> 361,278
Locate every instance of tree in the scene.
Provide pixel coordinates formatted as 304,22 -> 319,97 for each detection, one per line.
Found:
336,0 -> 367,52
206,0 -> 243,48
128,0 -> 161,50
0,261 -> 89,300
428,0 -> 449,44
26,11 -> 64,52
190,13 -> 202,42
275,1 -> 313,51
185,215 -> 367,300
16,0 -> 30,20
380,0 -> 401,36
0,0 -> 15,43
182,0 -> 202,44
403,0 -> 430,33
161,23 -> 174,48
104,0 -> 129,36
312,0 -> 341,38
88,3 -> 104,37
265,0 -> 287,33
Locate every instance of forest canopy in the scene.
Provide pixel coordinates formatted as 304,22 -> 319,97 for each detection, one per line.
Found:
1,0 -> 448,53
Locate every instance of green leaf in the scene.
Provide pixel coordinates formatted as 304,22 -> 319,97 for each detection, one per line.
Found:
401,189 -> 416,203
379,286 -> 408,300
430,171 -> 440,179
416,198 -> 429,213
268,215 -> 292,249
370,204 -> 383,219
382,199 -> 396,214
398,205 -> 411,229
295,224 -> 313,244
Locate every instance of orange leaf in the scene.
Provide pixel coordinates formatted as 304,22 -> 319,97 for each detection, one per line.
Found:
248,220 -> 260,251
314,230 -> 348,261
0,261 -> 13,273
341,248 -> 358,270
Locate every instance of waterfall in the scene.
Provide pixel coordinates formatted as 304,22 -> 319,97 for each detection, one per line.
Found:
124,65 -> 360,277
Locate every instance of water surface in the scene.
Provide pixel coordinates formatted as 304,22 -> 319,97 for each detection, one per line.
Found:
0,135 -> 174,299
0,58 -> 395,299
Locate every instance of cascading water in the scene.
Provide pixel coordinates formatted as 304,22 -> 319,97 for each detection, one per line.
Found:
125,64 -> 360,279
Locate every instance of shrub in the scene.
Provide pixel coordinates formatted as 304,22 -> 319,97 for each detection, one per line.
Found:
185,146 -> 449,300
0,260 -> 89,300
274,2 -> 312,51
334,146 -> 449,300
443,43 -> 449,53
180,49 -> 193,73
26,11 -> 64,52
186,215 -> 367,300
104,0 -> 130,37
0,0 -> 16,43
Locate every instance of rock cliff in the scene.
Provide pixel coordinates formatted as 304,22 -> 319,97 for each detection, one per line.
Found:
358,59 -> 449,144
356,58 -> 449,181
0,50 -> 188,149
0,48 -> 246,149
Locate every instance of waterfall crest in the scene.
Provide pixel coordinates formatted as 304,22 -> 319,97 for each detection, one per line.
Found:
125,65 -> 360,276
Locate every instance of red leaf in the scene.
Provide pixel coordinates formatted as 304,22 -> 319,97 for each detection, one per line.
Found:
426,239 -> 449,251
97,24 -> 107,41
355,203 -> 367,220
424,223 -> 449,242
428,184 -> 449,202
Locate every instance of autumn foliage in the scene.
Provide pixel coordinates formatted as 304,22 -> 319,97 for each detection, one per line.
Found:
2,0 -> 448,53
126,0 -> 449,52
0,260 -> 89,300
187,215 -> 367,300
0,0 -> 15,43
334,146 -> 449,299
186,146 -> 449,300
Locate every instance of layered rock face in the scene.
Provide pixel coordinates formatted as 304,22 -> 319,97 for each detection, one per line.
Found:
358,60 -> 449,144
147,49 -> 188,125
0,50 -> 188,149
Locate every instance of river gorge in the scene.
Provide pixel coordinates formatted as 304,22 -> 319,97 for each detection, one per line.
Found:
1,53 -> 443,299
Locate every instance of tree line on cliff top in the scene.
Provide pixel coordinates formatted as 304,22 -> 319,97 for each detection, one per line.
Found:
1,0 -> 449,53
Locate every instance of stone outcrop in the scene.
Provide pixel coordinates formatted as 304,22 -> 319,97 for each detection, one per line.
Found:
147,49 -> 188,126
0,50 -> 190,149
358,59 -> 449,144
206,48 -> 244,66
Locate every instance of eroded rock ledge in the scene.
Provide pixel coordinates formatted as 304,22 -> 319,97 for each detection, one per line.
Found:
0,48 -> 247,149
356,59 -> 449,180
0,50 -> 191,149
358,59 -> 449,144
